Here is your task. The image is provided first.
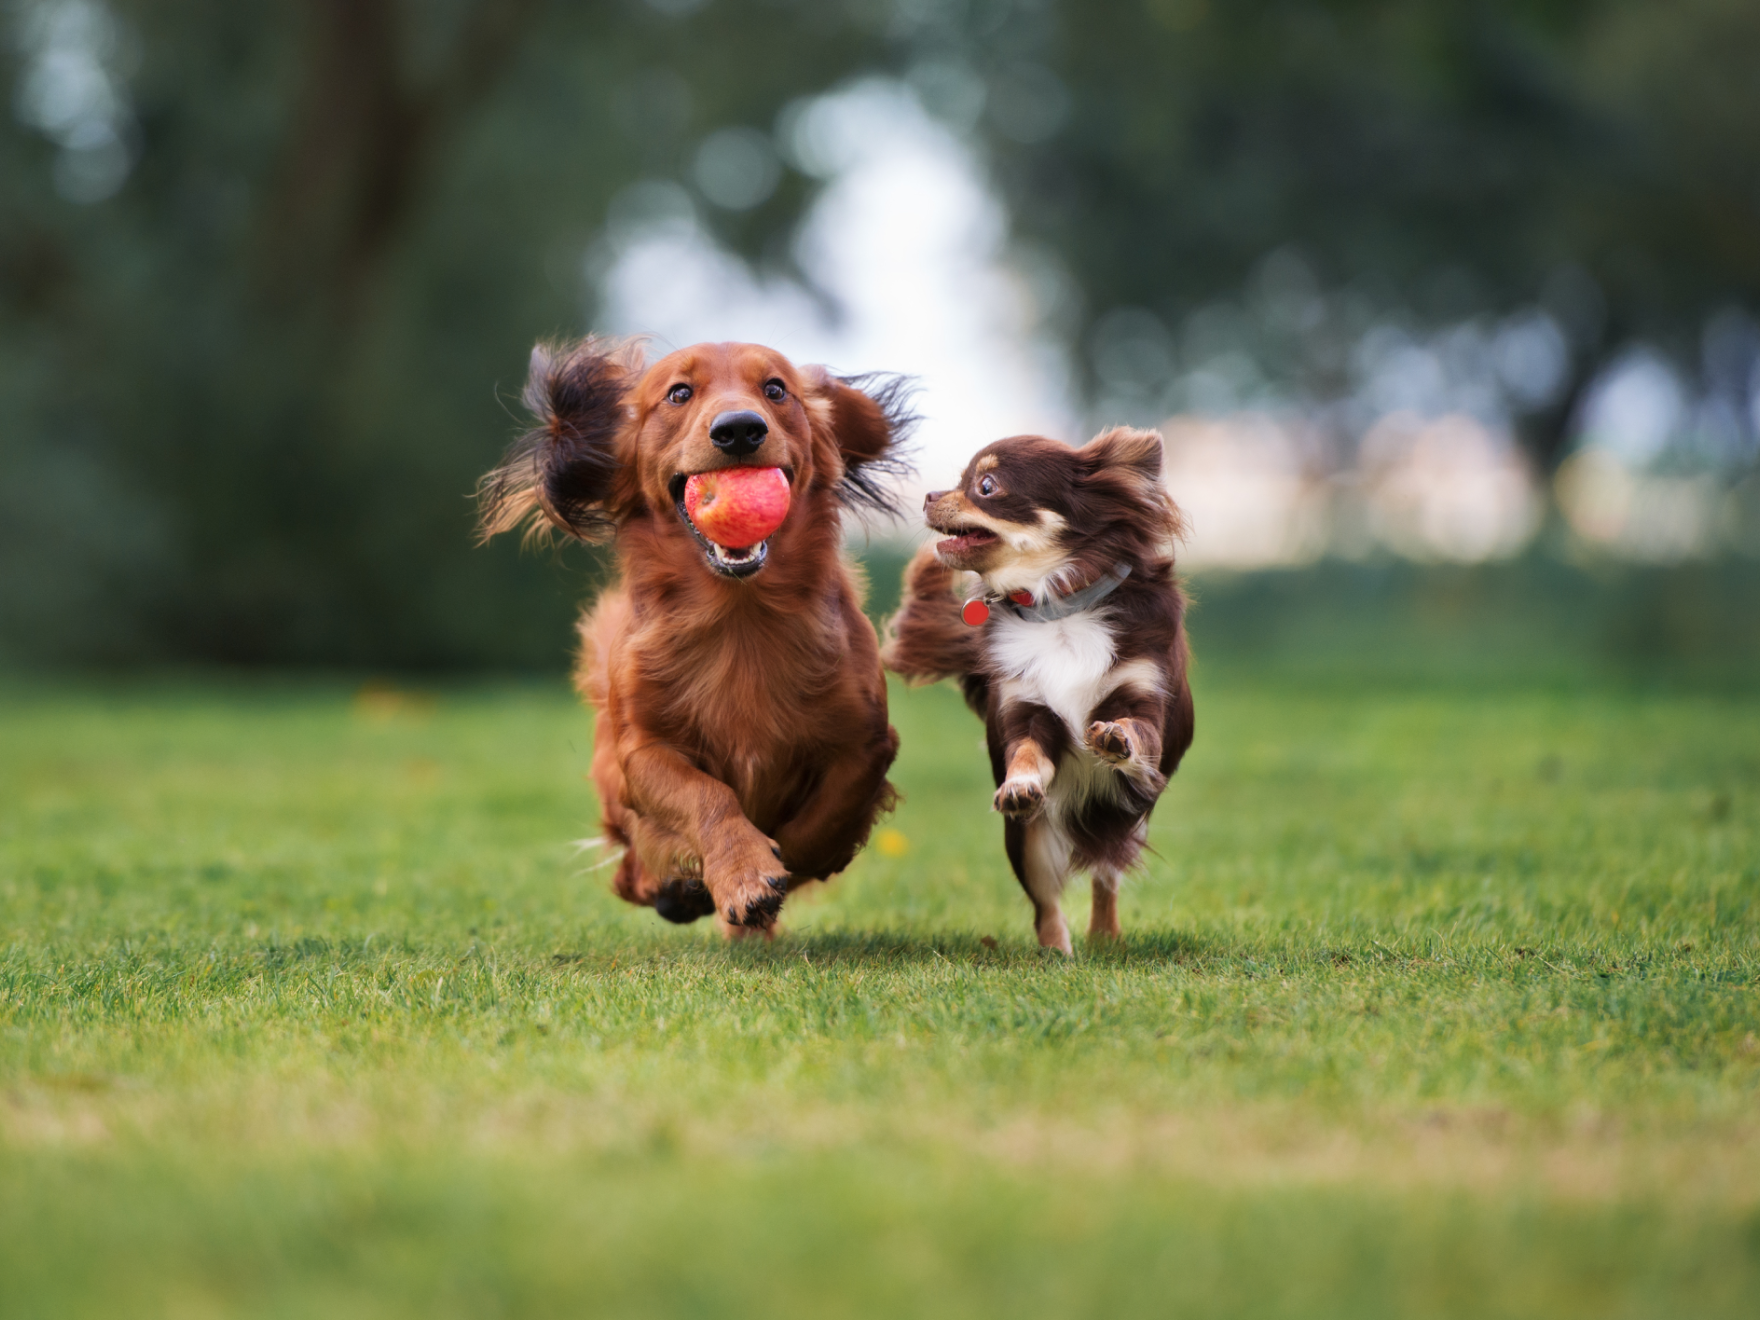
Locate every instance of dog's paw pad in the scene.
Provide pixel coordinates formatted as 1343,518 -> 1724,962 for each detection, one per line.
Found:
994,778 -> 1045,820
1088,721 -> 1133,764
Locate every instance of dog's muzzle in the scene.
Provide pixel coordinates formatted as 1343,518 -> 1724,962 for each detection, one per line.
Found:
669,471 -> 784,580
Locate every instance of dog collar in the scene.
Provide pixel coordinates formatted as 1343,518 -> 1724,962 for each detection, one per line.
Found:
961,562 -> 1132,626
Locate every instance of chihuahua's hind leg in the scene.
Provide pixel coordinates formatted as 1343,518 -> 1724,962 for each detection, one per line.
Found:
1005,816 -> 1075,955
1089,867 -> 1123,942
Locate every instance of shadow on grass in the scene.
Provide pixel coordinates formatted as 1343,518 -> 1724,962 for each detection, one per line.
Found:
707,927 -> 1558,975
715,926 -> 1218,969
235,928 -> 1215,975
239,925 -> 1677,981
530,926 -> 1220,971
536,924 -> 1460,973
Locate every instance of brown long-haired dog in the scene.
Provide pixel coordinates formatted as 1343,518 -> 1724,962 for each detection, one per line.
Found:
882,428 -> 1194,953
479,338 -> 913,934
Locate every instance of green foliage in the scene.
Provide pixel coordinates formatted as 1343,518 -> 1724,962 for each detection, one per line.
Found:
1184,555 -> 1760,688
5,1 -> 1760,666
963,0 -> 1760,461
0,0 -> 900,667
856,549 -> 1760,689
1,670 -> 1756,1314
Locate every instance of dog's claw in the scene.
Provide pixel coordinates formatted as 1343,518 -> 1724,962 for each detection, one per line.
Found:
994,778 -> 1045,821
728,888 -> 785,928
1088,721 -> 1133,765
707,833 -> 792,931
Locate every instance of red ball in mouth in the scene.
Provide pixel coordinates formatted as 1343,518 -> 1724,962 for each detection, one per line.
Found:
683,467 -> 791,548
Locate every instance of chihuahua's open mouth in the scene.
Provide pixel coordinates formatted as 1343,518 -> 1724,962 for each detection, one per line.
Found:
933,525 -> 1000,558
669,470 -> 792,580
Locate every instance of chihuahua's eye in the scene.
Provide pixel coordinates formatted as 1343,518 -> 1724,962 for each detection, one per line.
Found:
763,379 -> 786,403
667,383 -> 693,405
977,475 -> 998,497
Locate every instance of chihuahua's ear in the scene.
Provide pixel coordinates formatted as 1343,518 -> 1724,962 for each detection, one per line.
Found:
1082,426 -> 1164,483
476,338 -> 642,544
1082,425 -> 1186,542
804,369 -> 918,518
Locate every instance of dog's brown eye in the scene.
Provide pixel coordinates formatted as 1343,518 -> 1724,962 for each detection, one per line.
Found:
763,379 -> 786,403
977,475 -> 998,497
667,383 -> 693,405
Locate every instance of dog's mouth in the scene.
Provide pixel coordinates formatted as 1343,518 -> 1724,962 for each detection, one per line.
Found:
933,525 -> 1001,558
670,469 -> 794,580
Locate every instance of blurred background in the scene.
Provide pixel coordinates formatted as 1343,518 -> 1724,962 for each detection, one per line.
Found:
2,0 -> 1757,680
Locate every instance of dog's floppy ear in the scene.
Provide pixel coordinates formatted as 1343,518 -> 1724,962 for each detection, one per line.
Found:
804,369 -> 918,518
477,338 -> 640,544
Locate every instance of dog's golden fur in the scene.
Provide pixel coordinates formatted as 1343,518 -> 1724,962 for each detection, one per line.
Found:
480,338 -> 912,933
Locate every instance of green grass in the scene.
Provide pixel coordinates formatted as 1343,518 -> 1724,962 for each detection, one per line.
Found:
2,666 -> 1757,1318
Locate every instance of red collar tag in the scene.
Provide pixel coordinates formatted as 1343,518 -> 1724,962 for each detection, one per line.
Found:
960,597 -> 990,627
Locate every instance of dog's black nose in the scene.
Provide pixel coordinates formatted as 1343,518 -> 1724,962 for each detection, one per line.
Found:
709,410 -> 768,457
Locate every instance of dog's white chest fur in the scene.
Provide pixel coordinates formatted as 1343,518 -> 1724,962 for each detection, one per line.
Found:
989,609 -> 1119,741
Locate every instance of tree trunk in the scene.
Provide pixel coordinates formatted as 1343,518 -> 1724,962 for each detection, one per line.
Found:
252,0 -> 540,326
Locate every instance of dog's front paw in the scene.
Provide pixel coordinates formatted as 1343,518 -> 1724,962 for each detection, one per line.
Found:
706,835 -> 791,929
653,877 -> 715,925
1087,720 -> 1135,765
994,776 -> 1046,821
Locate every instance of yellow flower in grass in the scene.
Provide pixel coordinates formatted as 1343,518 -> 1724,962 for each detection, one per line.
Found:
875,828 -> 910,858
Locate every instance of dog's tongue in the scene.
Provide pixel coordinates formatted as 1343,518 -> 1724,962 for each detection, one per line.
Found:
684,467 -> 791,549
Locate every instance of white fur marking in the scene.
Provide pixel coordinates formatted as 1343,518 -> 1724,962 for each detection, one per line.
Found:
1001,509 -> 1066,550
1045,751 -> 1121,818
991,609 -> 1117,741
993,609 -> 1122,819
990,613 -> 1167,819
1103,657 -> 1166,702
1020,816 -> 1074,906
970,510 -> 1070,598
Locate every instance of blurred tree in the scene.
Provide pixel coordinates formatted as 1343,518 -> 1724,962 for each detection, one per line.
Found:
0,0 -> 896,667
936,0 -> 1760,471
6,0 -> 1758,668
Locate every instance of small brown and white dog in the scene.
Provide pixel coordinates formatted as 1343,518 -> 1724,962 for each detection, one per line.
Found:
881,428 -> 1194,953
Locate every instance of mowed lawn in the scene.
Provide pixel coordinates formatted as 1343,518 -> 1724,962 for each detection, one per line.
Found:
1,666 -> 1757,1318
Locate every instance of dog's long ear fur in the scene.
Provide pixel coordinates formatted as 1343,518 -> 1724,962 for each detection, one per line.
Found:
477,338 -> 639,544
807,370 -> 918,518
1081,426 -> 1188,545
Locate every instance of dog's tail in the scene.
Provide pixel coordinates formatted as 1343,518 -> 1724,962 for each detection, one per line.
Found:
880,543 -> 981,684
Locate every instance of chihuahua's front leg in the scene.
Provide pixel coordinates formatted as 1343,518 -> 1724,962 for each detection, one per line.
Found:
1086,677 -> 1169,796
992,700 -> 1066,821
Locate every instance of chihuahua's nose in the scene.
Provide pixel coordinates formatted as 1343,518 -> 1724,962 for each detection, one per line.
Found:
923,490 -> 948,510
709,410 -> 768,457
